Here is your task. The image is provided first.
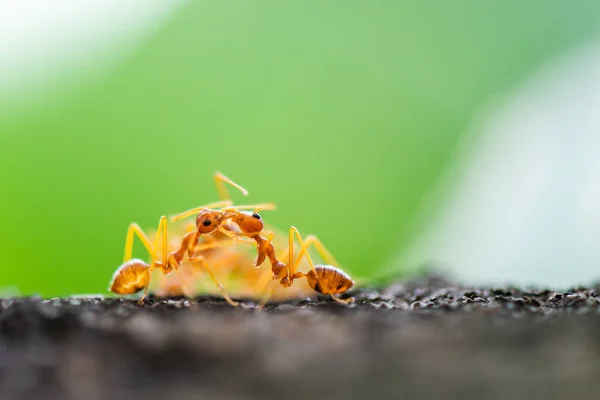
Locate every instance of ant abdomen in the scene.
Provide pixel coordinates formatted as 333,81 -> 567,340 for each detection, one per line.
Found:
109,258 -> 152,295
305,265 -> 354,295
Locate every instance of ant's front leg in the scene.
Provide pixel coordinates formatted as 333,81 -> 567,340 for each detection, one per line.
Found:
123,223 -> 157,263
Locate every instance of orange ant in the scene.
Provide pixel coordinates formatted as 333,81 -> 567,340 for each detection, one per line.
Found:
108,172 -> 274,305
174,206 -> 355,304
255,226 -> 355,305
171,175 -> 355,305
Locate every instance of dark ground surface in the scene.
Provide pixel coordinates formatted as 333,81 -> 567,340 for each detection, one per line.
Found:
2,276 -> 600,400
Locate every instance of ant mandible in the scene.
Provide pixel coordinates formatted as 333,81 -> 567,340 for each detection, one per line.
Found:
109,172 -> 273,305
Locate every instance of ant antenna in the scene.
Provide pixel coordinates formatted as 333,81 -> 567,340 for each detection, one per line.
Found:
215,171 -> 249,200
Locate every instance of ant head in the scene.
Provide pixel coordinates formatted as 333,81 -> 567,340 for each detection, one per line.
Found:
195,210 -> 224,234
233,211 -> 264,235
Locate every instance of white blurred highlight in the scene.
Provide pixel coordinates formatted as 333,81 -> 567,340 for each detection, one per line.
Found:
400,39 -> 600,288
0,0 -> 185,111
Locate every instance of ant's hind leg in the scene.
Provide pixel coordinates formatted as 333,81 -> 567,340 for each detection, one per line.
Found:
121,223 -> 157,304
188,255 -> 239,306
123,223 -> 157,262
299,235 -> 341,268
128,217 -> 170,304
139,280 -> 153,305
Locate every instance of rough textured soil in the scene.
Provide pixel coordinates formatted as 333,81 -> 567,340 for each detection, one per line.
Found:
2,276 -> 600,400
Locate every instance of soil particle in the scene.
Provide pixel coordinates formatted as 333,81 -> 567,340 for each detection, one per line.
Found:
1,276 -> 600,400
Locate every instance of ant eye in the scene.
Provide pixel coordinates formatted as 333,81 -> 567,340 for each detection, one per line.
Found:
252,213 -> 261,219
203,219 -> 212,227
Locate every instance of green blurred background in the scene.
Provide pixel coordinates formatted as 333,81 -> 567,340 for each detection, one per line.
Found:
2,1 -> 600,296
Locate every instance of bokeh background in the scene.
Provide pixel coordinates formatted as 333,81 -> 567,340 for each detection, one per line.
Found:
2,1 -> 600,296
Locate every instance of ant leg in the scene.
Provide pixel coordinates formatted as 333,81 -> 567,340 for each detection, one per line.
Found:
330,295 -> 354,304
168,238 -> 250,298
259,280 -> 279,309
254,264 -> 276,294
216,225 -> 243,241
155,216 -> 169,268
188,255 -> 239,306
121,223 -> 159,304
140,216 -> 178,303
293,236 -> 353,304
156,270 -> 177,297
214,171 -> 249,200
139,278 -> 153,304
123,223 -> 156,262
296,235 -> 341,268
155,271 -> 171,296
177,259 -> 210,297
136,217 -> 170,304
167,257 -> 207,297
287,226 -> 319,278
194,239 -> 252,252
174,268 -> 197,297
